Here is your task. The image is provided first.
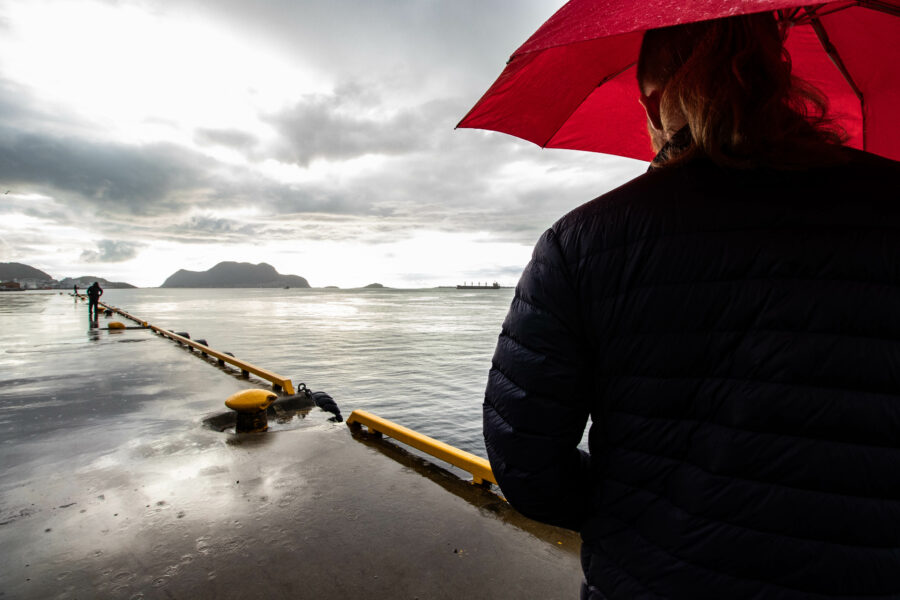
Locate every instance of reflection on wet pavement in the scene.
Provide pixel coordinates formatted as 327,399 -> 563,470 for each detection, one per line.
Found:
0,293 -> 339,597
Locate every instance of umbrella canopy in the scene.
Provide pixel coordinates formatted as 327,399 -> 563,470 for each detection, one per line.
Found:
458,0 -> 900,162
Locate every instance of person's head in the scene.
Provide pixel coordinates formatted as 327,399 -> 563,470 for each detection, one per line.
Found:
636,12 -> 844,167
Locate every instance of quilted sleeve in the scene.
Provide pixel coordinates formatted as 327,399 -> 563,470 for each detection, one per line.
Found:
483,226 -> 591,531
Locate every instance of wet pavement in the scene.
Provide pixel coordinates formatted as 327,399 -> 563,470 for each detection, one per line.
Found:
0,293 -> 582,599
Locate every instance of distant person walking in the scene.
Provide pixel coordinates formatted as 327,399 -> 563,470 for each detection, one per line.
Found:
73,284 -> 78,296
86,281 -> 103,320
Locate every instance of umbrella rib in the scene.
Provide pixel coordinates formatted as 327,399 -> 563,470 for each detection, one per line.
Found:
811,1 -> 899,18
858,0 -> 900,17
805,8 -> 864,105
539,61 -> 637,149
786,3 -> 854,25
805,7 -> 867,149
780,2 -> 899,25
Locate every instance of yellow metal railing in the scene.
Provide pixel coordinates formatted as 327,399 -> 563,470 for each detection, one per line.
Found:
347,409 -> 496,486
97,301 -> 295,395
102,304 -> 147,327
150,326 -> 295,394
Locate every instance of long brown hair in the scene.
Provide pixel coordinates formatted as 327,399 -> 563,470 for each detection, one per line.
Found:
637,13 -> 846,168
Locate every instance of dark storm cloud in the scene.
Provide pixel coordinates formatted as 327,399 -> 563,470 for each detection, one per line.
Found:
166,0 -> 563,93
194,128 -> 258,150
157,215 -> 265,244
0,127 -> 212,215
199,157 -> 408,218
270,188 -> 398,217
0,195 -> 71,223
267,86 -> 455,165
183,215 -> 258,235
263,120 -> 641,246
0,79 -> 32,124
80,240 -> 141,263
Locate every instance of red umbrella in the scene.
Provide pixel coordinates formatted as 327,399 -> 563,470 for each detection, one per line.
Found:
458,0 -> 900,162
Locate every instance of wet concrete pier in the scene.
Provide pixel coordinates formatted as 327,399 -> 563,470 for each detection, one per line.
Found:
0,293 -> 582,599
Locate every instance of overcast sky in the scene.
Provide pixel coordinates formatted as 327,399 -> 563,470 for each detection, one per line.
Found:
0,0 -> 646,288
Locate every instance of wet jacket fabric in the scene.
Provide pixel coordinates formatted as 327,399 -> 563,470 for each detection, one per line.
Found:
483,148 -> 900,599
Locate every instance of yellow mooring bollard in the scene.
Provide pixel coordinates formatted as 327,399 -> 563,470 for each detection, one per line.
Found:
225,389 -> 277,433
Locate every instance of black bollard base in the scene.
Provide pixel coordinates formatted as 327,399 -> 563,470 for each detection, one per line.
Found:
235,410 -> 268,433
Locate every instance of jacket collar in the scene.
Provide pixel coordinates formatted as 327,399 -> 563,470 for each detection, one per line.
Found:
649,126 -> 692,170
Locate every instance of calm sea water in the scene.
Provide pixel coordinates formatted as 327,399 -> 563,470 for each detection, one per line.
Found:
3,287 -> 517,457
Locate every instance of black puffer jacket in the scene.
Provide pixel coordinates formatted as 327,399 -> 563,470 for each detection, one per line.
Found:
483,148 -> 900,599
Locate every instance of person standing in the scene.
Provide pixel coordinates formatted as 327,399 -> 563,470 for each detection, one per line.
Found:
86,281 -> 103,321
483,13 -> 900,599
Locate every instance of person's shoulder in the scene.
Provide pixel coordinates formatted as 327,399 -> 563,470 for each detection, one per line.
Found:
781,146 -> 899,203
548,147 -> 898,258
555,147 -> 897,229
551,164 -> 687,241
840,145 -> 898,164
834,146 -> 900,174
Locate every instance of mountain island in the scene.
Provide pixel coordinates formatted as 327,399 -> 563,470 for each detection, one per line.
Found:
0,262 -> 136,289
161,261 -> 310,288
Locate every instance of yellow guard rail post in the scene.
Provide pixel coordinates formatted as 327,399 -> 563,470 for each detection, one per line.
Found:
347,409 -> 496,486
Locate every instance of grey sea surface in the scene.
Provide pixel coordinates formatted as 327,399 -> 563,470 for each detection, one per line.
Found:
1,287 -> 516,457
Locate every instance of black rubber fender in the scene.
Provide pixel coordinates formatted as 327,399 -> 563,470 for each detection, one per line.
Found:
271,393 -> 316,412
312,391 -> 342,422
